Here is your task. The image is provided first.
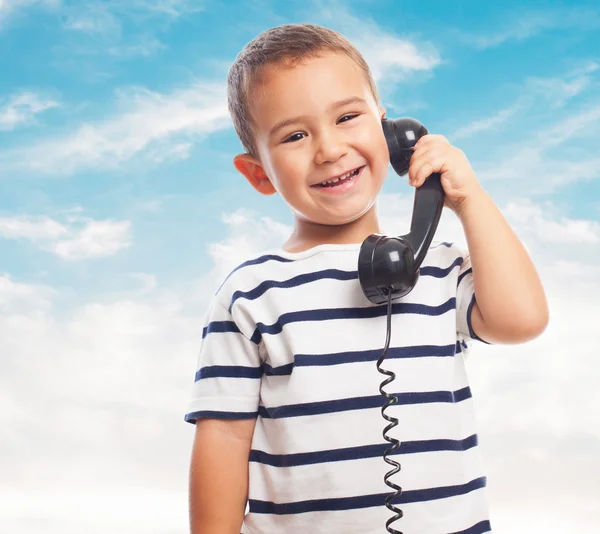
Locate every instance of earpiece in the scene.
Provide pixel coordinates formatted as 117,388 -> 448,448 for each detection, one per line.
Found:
358,118 -> 445,305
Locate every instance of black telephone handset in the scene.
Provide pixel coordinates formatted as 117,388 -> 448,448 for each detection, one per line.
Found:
358,118 -> 445,304
358,118 -> 445,534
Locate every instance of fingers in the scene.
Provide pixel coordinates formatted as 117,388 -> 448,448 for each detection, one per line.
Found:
414,134 -> 449,150
409,149 -> 446,187
408,135 -> 452,187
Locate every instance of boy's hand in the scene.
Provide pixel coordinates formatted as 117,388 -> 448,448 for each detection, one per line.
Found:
409,134 -> 482,214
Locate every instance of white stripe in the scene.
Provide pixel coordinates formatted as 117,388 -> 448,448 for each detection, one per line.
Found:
248,448 -> 486,501
252,396 -> 479,454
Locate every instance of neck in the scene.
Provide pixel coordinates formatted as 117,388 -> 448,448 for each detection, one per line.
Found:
282,205 -> 382,253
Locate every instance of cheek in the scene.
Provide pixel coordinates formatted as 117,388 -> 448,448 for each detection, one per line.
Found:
276,157 -> 300,184
371,134 -> 390,174
269,154 -> 306,195
361,123 -> 389,162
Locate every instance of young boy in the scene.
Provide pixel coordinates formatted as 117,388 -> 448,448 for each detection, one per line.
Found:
185,24 -> 548,534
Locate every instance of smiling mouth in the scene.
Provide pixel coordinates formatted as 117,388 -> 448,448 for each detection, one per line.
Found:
314,166 -> 363,188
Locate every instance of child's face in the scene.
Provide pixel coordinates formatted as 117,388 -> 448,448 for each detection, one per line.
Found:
236,52 -> 389,227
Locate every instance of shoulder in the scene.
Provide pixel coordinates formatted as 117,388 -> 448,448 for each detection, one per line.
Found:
425,240 -> 469,267
213,248 -> 296,306
213,244 -> 360,316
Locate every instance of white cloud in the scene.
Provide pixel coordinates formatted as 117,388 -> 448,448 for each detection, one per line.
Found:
525,62 -> 599,109
1,0 -> 200,58
450,62 -> 599,141
356,33 -> 441,83
0,270 -> 201,500
128,273 -> 158,294
107,36 -> 165,58
0,0 -> 59,29
1,0 -> 200,26
477,145 -> 600,190
0,214 -> 67,240
130,0 -> 204,17
451,102 -> 522,141
59,3 -> 170,58
531,102 -> 600,150
502,199 -> 600,244
0,213 -> 132,260
0,0 -> 58,15
206,209 -> 292,282
0,82 -> 229,174
449,65 -> 600,193
475,112 -> 600,189
0,273 -> 55,312
61,3 -> 121,38
0,491 -> 188,534
459,8 -> 600,49
311,0 -> 441,86
0,91 -> 60,131
52,218 -> 131,260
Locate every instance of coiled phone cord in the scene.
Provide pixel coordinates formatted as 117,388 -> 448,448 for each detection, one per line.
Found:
376,291 -> 404,534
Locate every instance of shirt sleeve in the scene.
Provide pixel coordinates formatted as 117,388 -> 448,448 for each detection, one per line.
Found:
184,294 -> 262,424
456,251 -> 492,347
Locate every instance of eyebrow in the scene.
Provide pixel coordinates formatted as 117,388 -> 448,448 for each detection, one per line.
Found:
268,96 -> 368,138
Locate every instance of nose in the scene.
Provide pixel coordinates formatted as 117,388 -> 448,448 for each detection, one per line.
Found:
314,129 -> 348,165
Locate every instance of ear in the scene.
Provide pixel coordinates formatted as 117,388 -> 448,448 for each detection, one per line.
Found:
380,107 -> 386,119
233,154 -> 277,196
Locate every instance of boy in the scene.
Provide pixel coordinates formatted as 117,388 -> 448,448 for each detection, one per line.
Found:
185,24 -> 548,534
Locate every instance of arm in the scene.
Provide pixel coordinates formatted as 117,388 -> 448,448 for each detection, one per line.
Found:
456,186 -> 549,344
409,134 -> 549,344
189,417 -> 257,534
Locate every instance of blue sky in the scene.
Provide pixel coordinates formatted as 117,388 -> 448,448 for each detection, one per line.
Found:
1,1 -> 599,533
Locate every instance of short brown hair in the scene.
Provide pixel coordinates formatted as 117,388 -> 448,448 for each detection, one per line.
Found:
227,23 -> 381,159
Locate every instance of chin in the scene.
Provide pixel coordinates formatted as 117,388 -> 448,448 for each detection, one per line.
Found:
298,198 -> 377,227
317,210 -> 373,227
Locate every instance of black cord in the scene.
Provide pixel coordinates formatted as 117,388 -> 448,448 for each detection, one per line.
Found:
376,291 -> 403,534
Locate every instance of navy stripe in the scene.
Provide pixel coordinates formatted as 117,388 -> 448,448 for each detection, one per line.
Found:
184,410 -> 258,423
250,329 -> 262,345
217,254 -> 294,294
200,319 -> 261,345
250,434 -> 479,467
254,298 -> 456,339
458,266 -> 472,287
467,294 -> 491,345
249,476 -> 487,514
229,269 -> 357,311
228,260 -> 464,310
291,343 -> 456,368
264,362 -> 294,375
195,364 -> 262,381
194,344 -> 457,382
258,386 -> 472,419
220,244 -> 455,297
448,520 -> 492,534
420,256 -> 463,278
201,320 -> 240,339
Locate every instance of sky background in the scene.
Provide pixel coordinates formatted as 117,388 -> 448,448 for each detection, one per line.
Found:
1,0 -> 599,532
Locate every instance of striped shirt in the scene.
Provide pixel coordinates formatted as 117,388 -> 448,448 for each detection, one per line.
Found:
185,241 -> 493,534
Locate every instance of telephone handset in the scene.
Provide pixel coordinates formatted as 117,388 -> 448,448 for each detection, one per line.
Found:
358,118 -> 445,534
358,117 -> 445,304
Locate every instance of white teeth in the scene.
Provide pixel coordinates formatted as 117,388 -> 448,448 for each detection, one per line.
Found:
318,168 -> 357,186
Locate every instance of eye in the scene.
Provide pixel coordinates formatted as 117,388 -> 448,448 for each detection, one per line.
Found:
282,132 -> 306,144
338,113 -> 359,123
